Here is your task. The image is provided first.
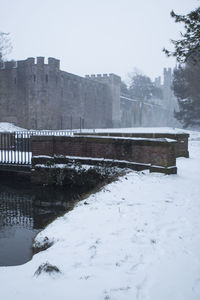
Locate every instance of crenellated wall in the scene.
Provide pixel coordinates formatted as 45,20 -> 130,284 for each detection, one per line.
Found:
0,57 -> 114,129
0,57 -> 179,130
0,57 -> 61,129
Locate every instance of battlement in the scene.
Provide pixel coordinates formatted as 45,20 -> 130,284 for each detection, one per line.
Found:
85,73 -> 109,78
0,57 -> 60,70
85,73 -> 121,84
154,76 -> 161,87
164,67 -> 172,76
0,60 -> 17,69
163,67 -> 172,86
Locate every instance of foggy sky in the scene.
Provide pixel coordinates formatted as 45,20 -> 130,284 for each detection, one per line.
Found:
0,0 -> 199,82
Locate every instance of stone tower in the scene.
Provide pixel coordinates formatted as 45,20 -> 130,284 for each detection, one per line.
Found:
85,73 -> 121,127
153,68 -> 179,126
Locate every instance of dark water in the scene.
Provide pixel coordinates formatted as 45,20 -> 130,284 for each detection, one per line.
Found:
0,183 -> 80,266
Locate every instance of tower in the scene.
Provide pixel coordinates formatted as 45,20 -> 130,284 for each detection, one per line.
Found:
85,73 -> 121,127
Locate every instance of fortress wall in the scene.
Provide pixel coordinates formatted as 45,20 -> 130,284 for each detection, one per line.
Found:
0,57 -> 113,129
60,72 -> 112,129
120,98 -> 140,127
0,57 -> 177,130
0,62 -> 19,124
141,103 -> 168,127
120,97 -> 170,128
85,74 -> 121,127
0,57 -> 61,129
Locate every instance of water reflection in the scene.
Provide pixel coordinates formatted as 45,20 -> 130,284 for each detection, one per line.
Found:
0,184 -> 79,266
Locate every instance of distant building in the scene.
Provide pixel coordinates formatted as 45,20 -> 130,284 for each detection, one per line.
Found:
154,68 -> 179,126
120,68 -> 179,128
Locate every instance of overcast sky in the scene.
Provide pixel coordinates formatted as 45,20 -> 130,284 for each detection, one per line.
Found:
0,0 -> 199,82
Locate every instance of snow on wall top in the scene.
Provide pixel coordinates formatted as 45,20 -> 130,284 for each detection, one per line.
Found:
74,134 -> 177,143
81,127 -> 186,134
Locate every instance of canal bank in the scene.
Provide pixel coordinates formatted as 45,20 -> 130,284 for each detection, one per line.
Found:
0,130 -> 199,300
0,164 -> 122,266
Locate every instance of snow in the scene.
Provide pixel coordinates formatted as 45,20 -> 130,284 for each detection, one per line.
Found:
80,126 -> 189,134
0,122 -> 26,132
35,163 -> 101,171
0,122 -> 73,135
75,134 -> 177,143
0,129 -> 200,300
56,155 -> 151,166
33,155 -> 53,159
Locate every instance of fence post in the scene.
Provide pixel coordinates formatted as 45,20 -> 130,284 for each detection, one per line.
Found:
80,117 -> 82,132
70,116 -> 73,131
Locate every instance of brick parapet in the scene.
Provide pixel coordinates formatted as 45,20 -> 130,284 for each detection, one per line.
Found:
31,135 -> 177,170
76,132 -> 189,158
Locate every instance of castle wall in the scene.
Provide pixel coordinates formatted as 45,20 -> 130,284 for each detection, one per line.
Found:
0,57 -> 113,130
0,57 -> 179,130
120,96 -> 169,128
85,74 -> 121,127
61,72 -> 112,129
120,67 -> 181,128
120,97 -> 140,127
0,61 -> 18,125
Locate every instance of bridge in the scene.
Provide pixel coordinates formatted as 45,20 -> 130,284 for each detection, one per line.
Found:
0,130 -> 74,175
0,130 -> 189,181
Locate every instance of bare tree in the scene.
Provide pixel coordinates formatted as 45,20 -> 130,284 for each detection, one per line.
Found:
0,32 -> 12,62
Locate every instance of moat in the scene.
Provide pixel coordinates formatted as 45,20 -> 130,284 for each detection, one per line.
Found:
0,182 -> 81,266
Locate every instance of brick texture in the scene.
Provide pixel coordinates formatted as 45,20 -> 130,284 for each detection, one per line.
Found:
31,135 -> 177,168
77,132 -> 189,158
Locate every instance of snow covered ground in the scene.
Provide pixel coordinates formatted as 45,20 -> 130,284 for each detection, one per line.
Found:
0,122 -> 26,132
0,129 -> 200,300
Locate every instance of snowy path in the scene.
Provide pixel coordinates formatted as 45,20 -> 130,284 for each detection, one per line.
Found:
0,132 -> 200,300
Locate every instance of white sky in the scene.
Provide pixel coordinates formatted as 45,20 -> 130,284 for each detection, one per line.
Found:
0,0 -> 199,82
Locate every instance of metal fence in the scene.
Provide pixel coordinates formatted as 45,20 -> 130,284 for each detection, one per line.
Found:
27,130 -> 76,136
0,132 -> 31,165
0,130 -> 75,165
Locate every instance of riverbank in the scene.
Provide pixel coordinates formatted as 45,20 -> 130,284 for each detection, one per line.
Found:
0,129 -> 200,300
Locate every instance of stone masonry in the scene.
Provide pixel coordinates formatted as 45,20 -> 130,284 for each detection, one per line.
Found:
0,57 -> 179,130
0,57 -> 120,129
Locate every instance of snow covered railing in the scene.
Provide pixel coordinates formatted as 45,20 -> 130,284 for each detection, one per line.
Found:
0,130 -> 75,165
0,132 -> 32,165
26,130 -> 76,136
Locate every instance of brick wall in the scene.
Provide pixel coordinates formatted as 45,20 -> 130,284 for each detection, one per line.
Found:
31,135 -> 177,168
77,132 -> 189,158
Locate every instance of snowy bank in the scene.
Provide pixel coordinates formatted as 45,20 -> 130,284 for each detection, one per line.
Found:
0,122 -> 26,132
0,130 -> 200,300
